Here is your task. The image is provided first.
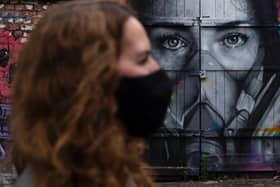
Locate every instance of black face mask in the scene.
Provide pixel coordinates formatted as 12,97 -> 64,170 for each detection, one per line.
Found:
115,69 -> 174,137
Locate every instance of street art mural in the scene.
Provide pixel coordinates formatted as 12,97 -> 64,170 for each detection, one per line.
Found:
0,3 -> 48,185
0,3 -> 42,165
0,29 -> 28,158
129,0 -> 280,174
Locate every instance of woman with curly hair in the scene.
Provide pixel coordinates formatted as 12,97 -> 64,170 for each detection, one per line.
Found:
11,0 -> 173,186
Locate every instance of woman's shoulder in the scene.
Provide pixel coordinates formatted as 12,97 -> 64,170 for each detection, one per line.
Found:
15,167 -> 34,187
14,167 -> 138,187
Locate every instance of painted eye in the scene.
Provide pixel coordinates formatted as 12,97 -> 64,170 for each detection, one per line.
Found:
161,36 -> 187,50
222,32 -> 248,48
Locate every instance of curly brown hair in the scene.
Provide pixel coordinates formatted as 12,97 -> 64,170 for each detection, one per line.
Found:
10,1 -> 154,187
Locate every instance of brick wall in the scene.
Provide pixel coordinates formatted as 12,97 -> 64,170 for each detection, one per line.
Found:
0,1 -> 57,186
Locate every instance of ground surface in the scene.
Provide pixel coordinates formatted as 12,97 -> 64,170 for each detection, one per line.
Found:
1,165 -> 280,187
157,179 -> 280,187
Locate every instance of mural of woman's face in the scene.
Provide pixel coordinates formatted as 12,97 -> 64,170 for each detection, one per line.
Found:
130,0 -> 280,173
145,0 -> 263,132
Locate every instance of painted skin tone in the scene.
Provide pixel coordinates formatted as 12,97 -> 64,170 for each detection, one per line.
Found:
128,0 -> 280,171
146,0 -> 261,130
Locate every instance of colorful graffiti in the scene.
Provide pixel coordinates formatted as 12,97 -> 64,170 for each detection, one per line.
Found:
130,0 -> 280,174
0,3 -> 49,185
0,30 -> 27,103
0,7 -> 33,160
0,30 -> 27,159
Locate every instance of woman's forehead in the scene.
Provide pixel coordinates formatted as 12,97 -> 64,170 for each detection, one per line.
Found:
122,17 -> 150,52
129,0 -> 268,26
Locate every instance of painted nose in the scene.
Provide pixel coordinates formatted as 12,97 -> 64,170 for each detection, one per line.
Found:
201,50 -> 224,70
186,51 -> 222,102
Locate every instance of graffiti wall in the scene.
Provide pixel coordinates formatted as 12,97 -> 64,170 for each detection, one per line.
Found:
0,1 -> 50,185
130,0 -> 280,174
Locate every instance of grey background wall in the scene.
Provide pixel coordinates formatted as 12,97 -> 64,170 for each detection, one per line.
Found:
129,0 -> 280,176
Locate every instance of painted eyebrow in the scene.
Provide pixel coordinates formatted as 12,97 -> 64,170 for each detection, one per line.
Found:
145,20 -> 249,28
149,28 -> 195,41
214,21 -> 251,31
